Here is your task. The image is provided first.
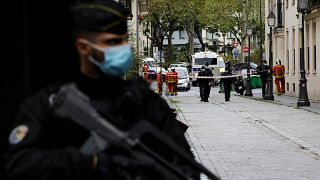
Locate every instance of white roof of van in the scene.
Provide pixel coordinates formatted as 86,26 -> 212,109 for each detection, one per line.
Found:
194,51 -> 218,55
144,58 -> 155,61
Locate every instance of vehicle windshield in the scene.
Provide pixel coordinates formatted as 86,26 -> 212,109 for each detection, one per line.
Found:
194,58 -> 217,65
177,71 -> 187,79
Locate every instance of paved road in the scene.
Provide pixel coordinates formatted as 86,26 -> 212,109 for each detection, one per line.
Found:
166,86 -> 320,180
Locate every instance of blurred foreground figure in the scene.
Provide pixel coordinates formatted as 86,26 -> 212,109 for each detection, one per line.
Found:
5,1 -> 200,180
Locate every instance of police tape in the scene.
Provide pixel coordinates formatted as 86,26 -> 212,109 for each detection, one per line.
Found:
142,72 -> 243,79
189,75 -> 242,79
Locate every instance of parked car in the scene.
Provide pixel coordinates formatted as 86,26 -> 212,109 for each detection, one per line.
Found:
232,62 -> 258,78
168,63 -> 187,70
155,67 -> 167,75
174,67 -> 190,91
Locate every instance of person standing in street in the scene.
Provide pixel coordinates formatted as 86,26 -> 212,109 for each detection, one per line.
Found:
257,60 -> 270,98
221,64 -> 235,102
157,72 -> 163,95
204,62 -> 213,101
165,69 -> 174,95
197,64 -> 213,102
273,58 -> 285,95
4,1 -> 199,179
172,68 -> 178,96
197,66 -> 206,101
143,63 -> 148,81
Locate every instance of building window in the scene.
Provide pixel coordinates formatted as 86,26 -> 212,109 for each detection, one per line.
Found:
313,23 -> 317,73
179,30 -> 185,39
292,29 -> 295,74
306,24 -> 310,73
286,31 -> 289,73
286,0 -> 289,8
287,50 -> 290,73
299,48 -> 302,73
287,83 -> 289,91
293,49 -> 295,74
314,46 -> 317,73
293,83 -> 295,92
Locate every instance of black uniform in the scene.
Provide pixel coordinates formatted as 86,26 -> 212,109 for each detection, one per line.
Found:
197,68 -> 213,102
257,63 -> 270,97
221,71 -> 234,101
5,73 -> 196,180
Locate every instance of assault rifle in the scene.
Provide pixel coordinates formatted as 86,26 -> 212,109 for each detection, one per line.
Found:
51,84 -> 220,180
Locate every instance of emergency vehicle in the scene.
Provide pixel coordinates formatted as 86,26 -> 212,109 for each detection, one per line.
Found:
191,51 -> 225,86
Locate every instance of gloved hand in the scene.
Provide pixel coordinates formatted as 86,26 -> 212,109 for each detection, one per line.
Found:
96,143 -> 164,180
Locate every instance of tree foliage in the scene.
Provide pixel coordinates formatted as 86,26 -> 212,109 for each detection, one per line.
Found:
144,0 -> 265,61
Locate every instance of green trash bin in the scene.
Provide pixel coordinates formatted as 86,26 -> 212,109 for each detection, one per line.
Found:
243,76 -> 262,89
251,75 -> 262,89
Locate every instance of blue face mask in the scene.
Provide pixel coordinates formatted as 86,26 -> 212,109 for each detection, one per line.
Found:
88,44 -> 133,77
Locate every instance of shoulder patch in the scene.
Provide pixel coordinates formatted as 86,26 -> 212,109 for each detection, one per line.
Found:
9,125 -> 29,144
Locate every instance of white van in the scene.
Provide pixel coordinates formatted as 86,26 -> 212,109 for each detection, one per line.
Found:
191,51 -> 224,86
143,57 -> 156,65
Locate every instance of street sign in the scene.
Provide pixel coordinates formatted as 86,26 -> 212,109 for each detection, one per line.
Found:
232,48 -> 239,60
243,46 -> 250,53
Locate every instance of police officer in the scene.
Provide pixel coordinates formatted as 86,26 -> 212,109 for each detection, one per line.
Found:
197,66 -> 206,101
257,60 -> 270,98
5,1 -> 198,180
204,62 -> 213,101
197,63 -> 213,102
221,63 -> 235,102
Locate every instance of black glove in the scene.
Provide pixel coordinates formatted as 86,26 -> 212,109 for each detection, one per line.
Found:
96,143 -> 165,180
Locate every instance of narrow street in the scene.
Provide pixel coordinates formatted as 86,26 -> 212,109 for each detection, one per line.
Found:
166,86 -> 320,180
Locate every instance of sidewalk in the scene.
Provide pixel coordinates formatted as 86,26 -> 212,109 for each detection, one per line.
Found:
244,88 -> 320,115
164,87 -> 320,179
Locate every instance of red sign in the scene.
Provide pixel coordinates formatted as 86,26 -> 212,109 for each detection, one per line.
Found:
243,46 -> 250,53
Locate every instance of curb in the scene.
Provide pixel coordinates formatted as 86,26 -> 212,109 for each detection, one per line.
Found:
164,95 -> 221,177
238,95 -> 320,115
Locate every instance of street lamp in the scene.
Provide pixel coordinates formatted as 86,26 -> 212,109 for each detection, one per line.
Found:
245,26 -> 253,96
144,23 -> 150,56
297,0 -> 310,106
259,0 -> 263,65
264,11 -> 276,100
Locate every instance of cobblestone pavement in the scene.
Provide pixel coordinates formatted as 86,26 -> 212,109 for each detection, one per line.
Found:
165,86 -> 320,180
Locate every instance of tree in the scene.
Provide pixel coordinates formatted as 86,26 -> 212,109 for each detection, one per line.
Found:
126,34 -> 143,79
145,0 -> 265,63
144,0 -> 185,62
179,0 -> 204,58
200,0 -> 265,46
